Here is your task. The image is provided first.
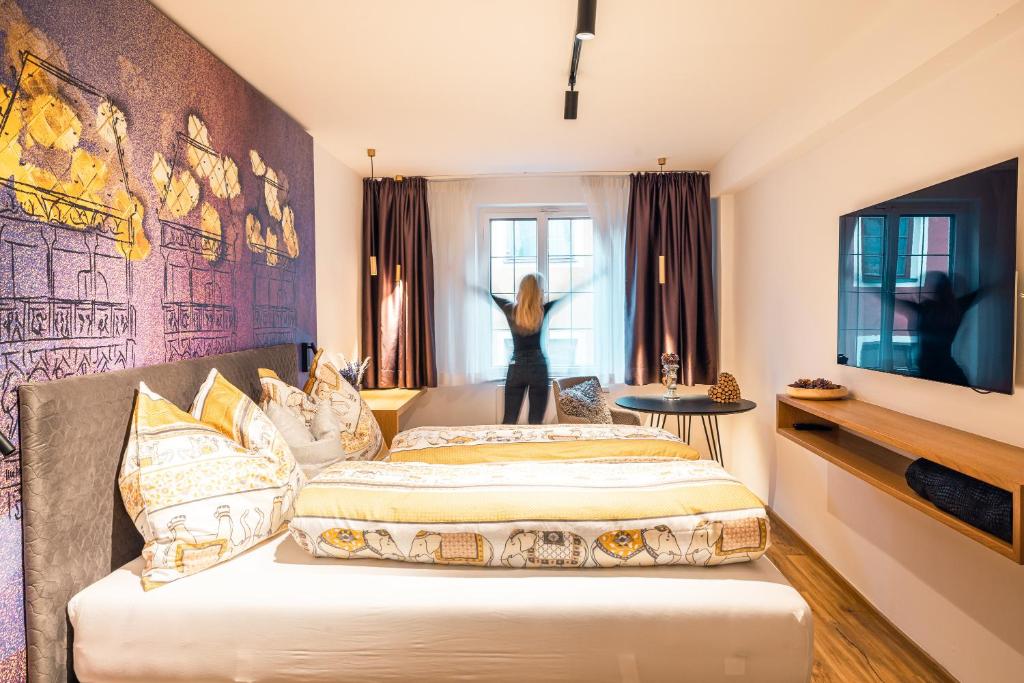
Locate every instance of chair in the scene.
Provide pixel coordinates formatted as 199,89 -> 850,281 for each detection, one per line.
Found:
552,376 -> 641,425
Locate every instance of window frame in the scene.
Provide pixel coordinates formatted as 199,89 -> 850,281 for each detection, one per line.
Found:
845,208 -> 960,373
479,205 -> 595,379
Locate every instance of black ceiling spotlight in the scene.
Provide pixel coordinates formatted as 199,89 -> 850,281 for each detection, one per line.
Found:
564,88 -> 579,120
564,0 -> 597,120
575,0 -> 597,40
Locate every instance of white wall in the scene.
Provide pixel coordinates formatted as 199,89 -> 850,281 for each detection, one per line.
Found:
313,142 -> 363,355
718,15 -> 1024,683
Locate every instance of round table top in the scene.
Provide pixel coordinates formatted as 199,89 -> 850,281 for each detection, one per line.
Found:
615,394 -> 757,416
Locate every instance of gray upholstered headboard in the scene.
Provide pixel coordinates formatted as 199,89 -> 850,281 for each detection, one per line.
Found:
19,344 -> 300,683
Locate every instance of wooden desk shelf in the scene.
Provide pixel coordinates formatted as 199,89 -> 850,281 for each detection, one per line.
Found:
361,388 -> 425,447
776,394 -> 1024,563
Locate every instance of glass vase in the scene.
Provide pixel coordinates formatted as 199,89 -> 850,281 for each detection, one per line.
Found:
663,363 -> 680,399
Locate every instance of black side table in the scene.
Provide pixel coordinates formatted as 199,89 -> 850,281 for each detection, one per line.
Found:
614,395 -> 757,466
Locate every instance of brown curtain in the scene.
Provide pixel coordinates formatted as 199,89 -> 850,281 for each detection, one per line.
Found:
361,177 -> 437,388
625,172 -> 718,386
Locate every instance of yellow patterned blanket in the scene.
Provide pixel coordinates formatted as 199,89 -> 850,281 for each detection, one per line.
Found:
289,458 -> 769,568
387,424 -> 699,464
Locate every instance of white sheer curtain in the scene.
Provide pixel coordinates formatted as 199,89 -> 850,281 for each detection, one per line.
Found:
427,179 -> 491,385
582,175 -> 629,385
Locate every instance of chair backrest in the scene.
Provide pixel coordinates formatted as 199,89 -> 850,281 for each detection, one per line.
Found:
552,375 -> 601,423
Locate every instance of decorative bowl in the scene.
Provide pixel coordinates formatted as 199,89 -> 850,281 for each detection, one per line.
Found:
785,385 -> 849,400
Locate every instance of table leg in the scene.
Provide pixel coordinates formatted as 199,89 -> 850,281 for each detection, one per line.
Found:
700,415 -> 724,466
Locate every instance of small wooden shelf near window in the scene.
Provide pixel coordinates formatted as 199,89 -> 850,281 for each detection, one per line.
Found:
776,394 -> 1024,563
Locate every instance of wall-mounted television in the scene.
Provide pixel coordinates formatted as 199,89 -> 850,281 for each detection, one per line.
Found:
838,158 -> 1018,394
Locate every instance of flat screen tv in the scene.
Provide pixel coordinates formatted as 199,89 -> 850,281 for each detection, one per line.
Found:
838,158 -> 1018,394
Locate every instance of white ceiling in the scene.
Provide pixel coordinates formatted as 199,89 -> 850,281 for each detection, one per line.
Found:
151,0 -> 1016,181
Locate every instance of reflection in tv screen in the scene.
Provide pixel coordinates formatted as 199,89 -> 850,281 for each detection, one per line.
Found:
837,158 -> 1017,394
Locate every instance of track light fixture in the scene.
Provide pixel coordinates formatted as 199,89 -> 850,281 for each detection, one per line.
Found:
575,0 -> 597,40
564,0 -> 597,119
564,89 -> 579,120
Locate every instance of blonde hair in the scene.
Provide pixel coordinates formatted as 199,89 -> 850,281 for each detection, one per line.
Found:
513,273 -> 545,333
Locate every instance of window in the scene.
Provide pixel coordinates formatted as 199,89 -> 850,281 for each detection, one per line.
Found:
486,209 -> 594,375
843,213 -> 955,372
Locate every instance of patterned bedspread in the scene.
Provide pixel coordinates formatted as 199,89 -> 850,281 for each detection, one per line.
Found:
289,457 -> 769,569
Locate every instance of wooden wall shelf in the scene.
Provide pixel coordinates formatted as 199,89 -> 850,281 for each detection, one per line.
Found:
776,395 -> 1024,563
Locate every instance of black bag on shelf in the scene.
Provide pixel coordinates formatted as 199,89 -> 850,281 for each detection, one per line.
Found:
905,458 -> 1012,543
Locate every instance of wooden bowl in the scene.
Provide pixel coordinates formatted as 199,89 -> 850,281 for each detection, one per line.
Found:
786,385 -> 849,400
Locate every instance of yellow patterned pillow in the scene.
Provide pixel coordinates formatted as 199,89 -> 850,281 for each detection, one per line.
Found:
119,382 -> 304,590
192,368 -> 294,464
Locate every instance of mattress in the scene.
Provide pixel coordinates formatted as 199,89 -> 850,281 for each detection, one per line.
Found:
69,533 -> 813,683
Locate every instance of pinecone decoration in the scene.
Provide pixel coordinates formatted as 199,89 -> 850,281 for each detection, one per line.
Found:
708,372 -> 742,403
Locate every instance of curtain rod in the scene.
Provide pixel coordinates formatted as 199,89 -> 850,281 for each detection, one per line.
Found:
421,169 -> 710,181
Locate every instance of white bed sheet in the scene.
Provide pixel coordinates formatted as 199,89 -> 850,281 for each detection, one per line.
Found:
69,532 -> 812,683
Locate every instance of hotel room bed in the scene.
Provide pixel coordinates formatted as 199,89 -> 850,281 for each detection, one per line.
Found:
69,532 -> 812,683
19,344 -> 812,682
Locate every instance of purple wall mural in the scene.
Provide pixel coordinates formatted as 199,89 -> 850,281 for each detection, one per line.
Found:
0,1 -> 317,678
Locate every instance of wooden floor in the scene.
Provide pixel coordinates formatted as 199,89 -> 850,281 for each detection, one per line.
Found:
766,511 -> 957,683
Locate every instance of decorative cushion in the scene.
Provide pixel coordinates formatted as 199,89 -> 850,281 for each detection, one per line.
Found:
291,440 -> 349,480
558,378 -> 613,423
265,394 -> 348,479
260,362 -> 385,462
265,401 -> 315,448
304,349 -> 362,432
310,401 -> 341,440
289,458 -> 769,568
258,368 -> 317,424
118,381 -> 304,590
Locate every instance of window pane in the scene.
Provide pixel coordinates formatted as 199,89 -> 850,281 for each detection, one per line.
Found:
548,258 -> 571,293
514,259 -> 537,288
571,255 -> 593,291
549,219 -> 571,256
571,292 -> 594,329
492,329 -> 512,367
491,220 -> 513,257
514,220 -> 537,257
860,255 -> 882,280
492,306 -> 509,329
572,329 -> 594,365
928,217 -> 952,253
548,329 -> 594,367
858,216 -> 885,254
491,257 -> 515,293
571,218 -> 593,255
547,329 -> 576,368
548,301 -> 571,329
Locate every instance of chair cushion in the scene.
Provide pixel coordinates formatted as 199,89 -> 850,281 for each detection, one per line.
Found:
558,378 -> 613,424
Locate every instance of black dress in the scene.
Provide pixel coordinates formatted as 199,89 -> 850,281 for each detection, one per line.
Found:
492,295 -> 557,424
